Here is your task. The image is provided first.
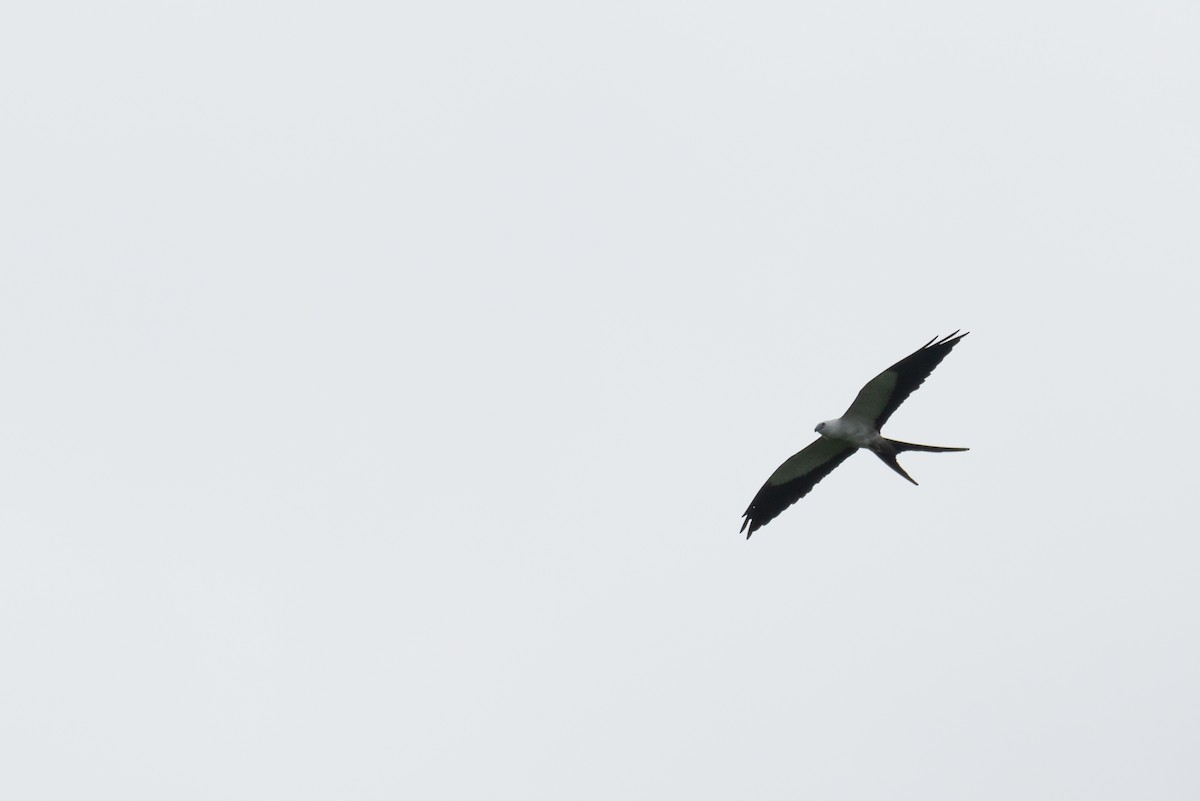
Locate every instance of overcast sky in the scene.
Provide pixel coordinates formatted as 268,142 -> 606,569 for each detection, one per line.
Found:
3,1 -> 1198,799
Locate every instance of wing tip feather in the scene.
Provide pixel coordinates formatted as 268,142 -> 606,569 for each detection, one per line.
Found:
929,330 -> 968,348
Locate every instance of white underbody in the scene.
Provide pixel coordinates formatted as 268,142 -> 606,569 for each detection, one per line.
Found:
816,416 -> 883,449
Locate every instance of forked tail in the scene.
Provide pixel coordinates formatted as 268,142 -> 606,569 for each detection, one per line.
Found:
872,439 -> 969,485
886,439 -> 969,454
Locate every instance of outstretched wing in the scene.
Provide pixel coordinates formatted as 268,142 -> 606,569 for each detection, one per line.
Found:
843,331 -> 968,429
741,438 -> 856,538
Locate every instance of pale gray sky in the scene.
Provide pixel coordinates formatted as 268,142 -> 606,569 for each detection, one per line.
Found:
2,1 -> 1198,799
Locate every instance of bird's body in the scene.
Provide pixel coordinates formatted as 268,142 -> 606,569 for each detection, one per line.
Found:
741,332 -> 969,538
814,416 -> 881,448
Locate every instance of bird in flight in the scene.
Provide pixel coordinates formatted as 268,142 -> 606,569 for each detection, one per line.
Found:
741,332 -> 969,538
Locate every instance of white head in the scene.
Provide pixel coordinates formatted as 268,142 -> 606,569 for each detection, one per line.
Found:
814,419 -> 850,440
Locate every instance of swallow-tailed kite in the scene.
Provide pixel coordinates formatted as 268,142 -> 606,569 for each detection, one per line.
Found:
741,332 -> 969,538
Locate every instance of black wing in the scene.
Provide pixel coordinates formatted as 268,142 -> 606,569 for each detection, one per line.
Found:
741,438 -> 856,538
843,331 -> 968,429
